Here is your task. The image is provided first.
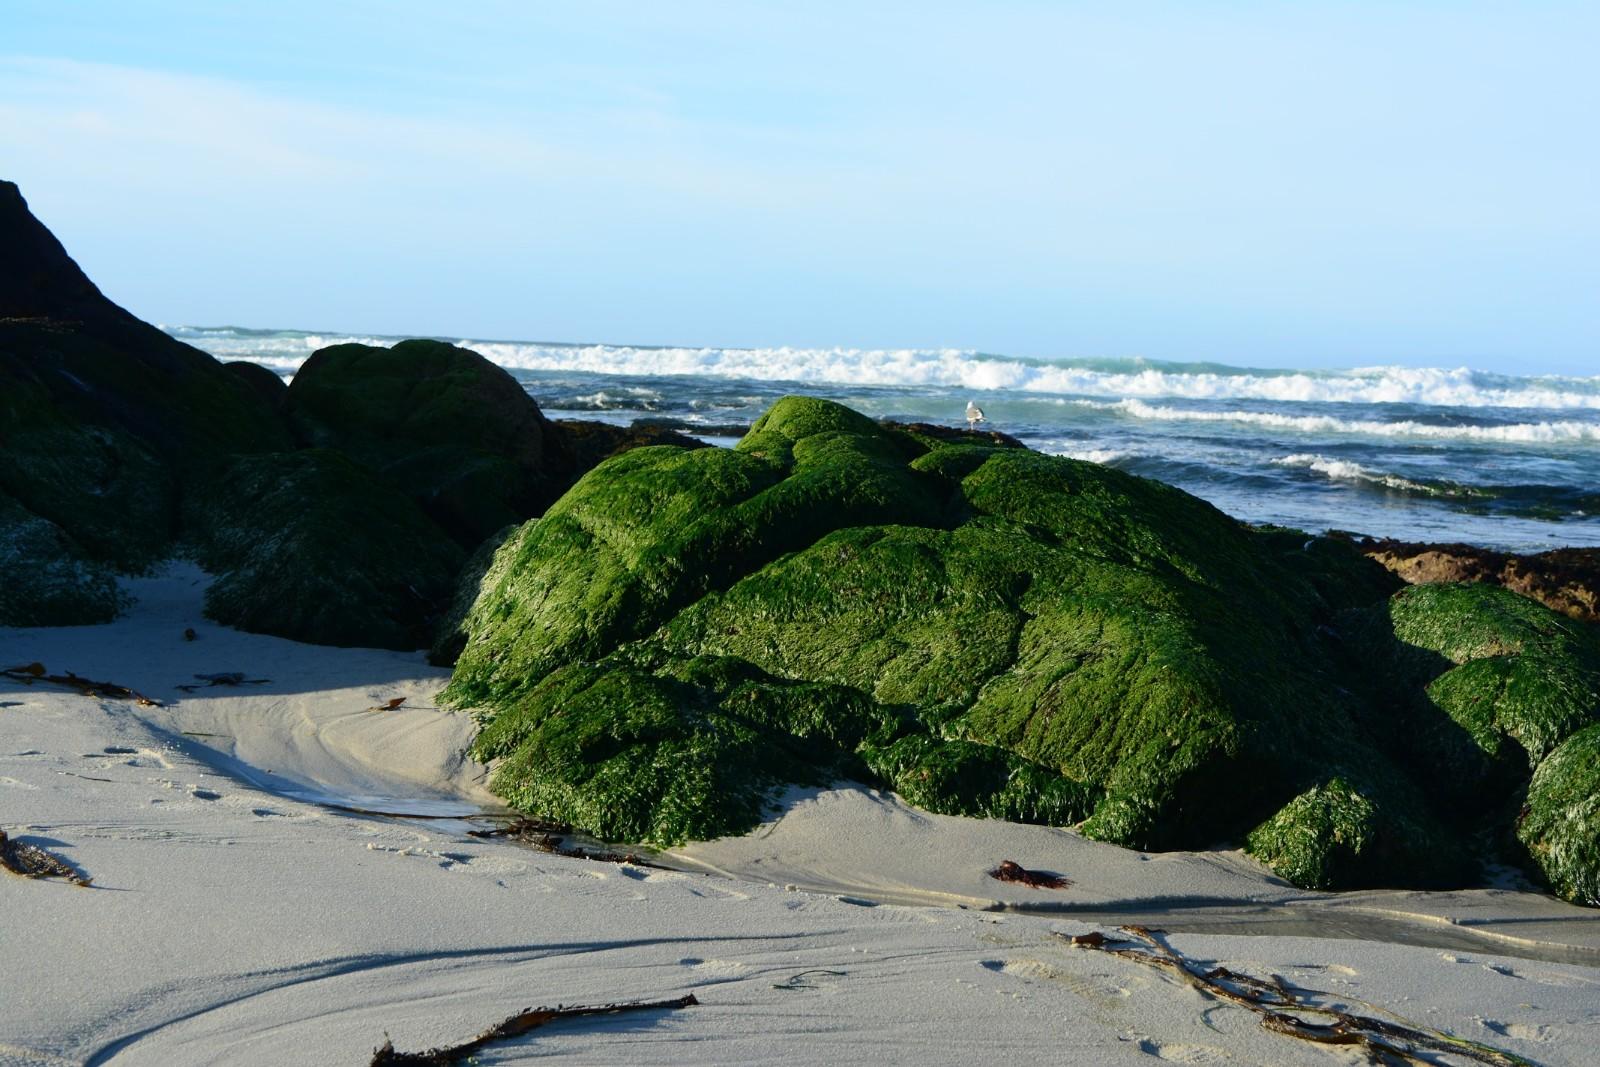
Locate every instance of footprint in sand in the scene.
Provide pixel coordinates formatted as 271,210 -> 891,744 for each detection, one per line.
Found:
676,957 -> 747,978
190,788 -> 222,801
1481,1019 -> 1554,1042
983,958 -> 1133,1009
1134,1037 -> 1233,1063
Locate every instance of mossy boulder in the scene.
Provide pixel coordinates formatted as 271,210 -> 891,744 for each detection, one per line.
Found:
0,493 -> 126,626
1245,777 -> 1466,891
284,339 -> 570,548
445,396 -> 1511,891
186,450 -> 464,649
1519,724 -> 1600,906
1341,583 -> 1600,816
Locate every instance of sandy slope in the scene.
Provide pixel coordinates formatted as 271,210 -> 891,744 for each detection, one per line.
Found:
4,565 -> 1600,1065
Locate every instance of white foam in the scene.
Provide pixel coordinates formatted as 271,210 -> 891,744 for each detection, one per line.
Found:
165,327 -> 1600,411
1272,453 -> 1437,494
1091,399 -> 1600,444
1050,447 -> 1128,464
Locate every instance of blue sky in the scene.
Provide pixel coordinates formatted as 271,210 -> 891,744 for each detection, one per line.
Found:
3,2 -> 1597,372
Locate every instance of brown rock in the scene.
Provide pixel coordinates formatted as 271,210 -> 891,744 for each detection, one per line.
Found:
1362,539 -> 1600,624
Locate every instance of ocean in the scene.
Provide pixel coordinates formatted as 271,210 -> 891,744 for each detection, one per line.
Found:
166,325 -> 1600,553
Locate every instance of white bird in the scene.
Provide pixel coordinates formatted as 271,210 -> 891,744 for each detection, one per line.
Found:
965,401 -> 986,430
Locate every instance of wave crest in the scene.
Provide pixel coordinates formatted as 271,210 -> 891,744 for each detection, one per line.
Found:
1087,399 -> 1600,444
164,326 -> 1600,411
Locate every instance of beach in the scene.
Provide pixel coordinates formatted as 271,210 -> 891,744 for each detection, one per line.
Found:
6,565 -> 1599,1065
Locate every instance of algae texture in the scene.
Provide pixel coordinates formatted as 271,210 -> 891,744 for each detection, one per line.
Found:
447,396 -> 1508,887
1519,724 -> 1600,906
187,450 -> 465,649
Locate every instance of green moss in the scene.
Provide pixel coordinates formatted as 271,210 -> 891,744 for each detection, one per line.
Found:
0,493 -> 126,626
1519,724 -> 1600,906
859,733 -> 1101,826
1386,583 -> 1600,767
1245,777 -> 1468,891
187,450 -> 464,649
470,659 -> 870,844
440,395 -> 1600,893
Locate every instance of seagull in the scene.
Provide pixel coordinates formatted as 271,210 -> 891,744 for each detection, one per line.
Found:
965,401 -> 986,430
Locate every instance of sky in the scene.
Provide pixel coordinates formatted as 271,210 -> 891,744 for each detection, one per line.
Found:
3,2 -> 1597,373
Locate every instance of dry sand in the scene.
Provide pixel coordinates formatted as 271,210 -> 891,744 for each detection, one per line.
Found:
4,564 -> 1599,1065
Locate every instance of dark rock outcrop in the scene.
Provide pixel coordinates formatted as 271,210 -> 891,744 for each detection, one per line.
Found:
186,450 -> 465,649
0,183 -> 738,642
0,181 -> 291,580
0,492 -> 126,626
226,360 -> 289,407
554,419 -> 710,474
284,339 -> 574,549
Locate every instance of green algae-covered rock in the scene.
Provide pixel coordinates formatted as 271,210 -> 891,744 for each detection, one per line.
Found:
1343,582 -> 1600,815
0,493 -> 126,626
1519,724 -> 1600,906
1245,777 -> 1467,891
187,450 -> 464,649
441,396 -> 1600,894
1390,583 -> 1600,764
284,339 -> 568,548
446,399 -> 1398,855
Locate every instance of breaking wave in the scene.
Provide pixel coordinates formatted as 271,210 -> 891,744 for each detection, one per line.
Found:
1083,399 -> 1600,444
163,326 -> 1600,411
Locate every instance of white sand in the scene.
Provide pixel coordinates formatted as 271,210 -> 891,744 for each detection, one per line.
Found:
4,564 -> 1600,1065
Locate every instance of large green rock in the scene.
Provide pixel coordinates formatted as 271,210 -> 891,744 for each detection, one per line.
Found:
187,450 -> 465,649
445,396 -> 1514,890
1341,582 -> 1600,816
1520,724 -> 1600,906
284,339 -> 571,548
0,492 -> 126,627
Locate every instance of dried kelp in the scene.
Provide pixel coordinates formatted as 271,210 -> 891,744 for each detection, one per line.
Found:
2,662 -> 160,706
174,672 -> 270,692
369,994 -> 699,1066
0,829 -> 90,886
989,860 -> 1071,889
466,819 -> 668,868
465,817 -> 574,840
1064,926 -> 1535,1066
772,969 -> 845,991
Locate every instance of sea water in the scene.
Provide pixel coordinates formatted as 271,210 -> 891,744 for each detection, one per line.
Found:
167,325 -> 1600,553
